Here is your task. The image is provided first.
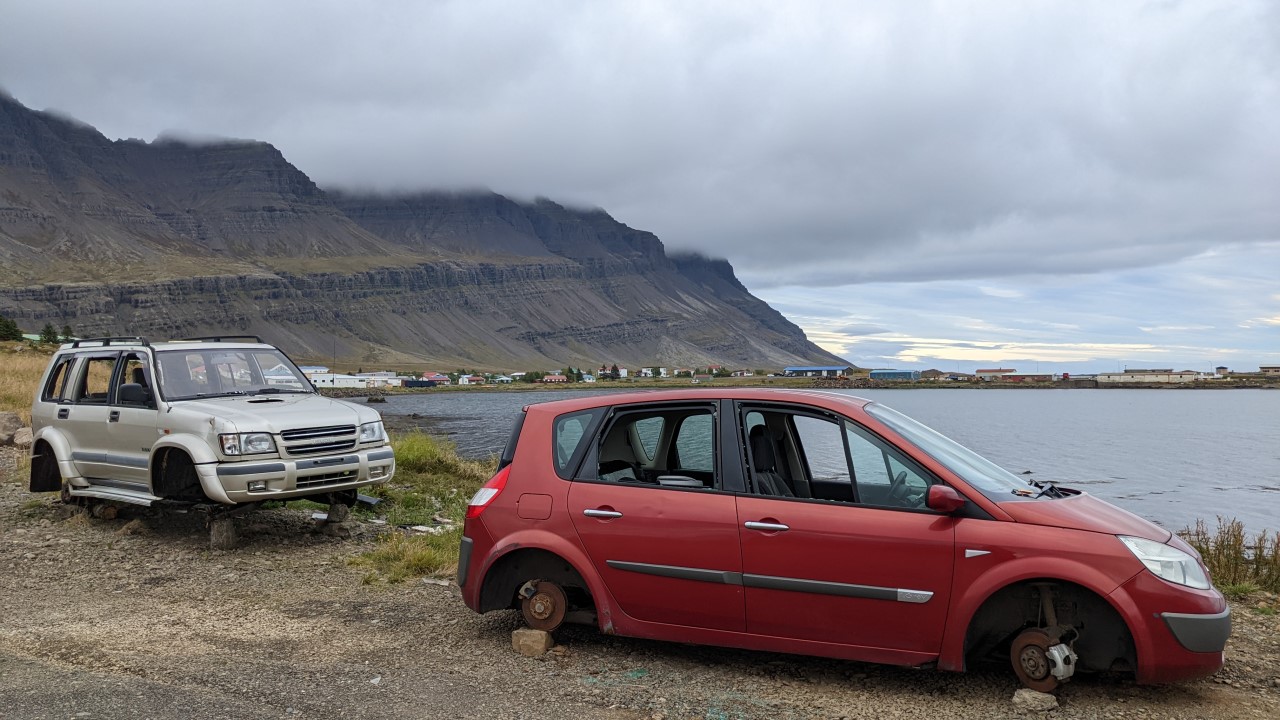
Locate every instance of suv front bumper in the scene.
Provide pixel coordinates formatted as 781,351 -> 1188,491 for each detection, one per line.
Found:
197,447 -> 395,503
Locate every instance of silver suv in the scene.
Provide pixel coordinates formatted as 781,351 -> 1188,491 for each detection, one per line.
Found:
28,337 -> 395,510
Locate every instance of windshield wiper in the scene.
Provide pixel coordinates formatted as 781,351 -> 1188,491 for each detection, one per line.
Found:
194,391 -> 250,398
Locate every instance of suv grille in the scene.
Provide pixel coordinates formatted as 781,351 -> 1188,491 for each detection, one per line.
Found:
280,425 -> 357,457
296,470 -> 360,489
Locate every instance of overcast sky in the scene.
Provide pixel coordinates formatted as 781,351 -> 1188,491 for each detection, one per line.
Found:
2,0 -> 1277,371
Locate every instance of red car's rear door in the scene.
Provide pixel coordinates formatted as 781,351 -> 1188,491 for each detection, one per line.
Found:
567,402 -> 745,632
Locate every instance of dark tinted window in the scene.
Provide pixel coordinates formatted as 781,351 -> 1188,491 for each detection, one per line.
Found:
553,410 -> 599,477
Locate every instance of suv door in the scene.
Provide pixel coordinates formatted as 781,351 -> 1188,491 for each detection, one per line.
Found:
104,351 -> 161,484
566,403 -> 746,632
735,404 -> 956,655
61,353 -> 121,480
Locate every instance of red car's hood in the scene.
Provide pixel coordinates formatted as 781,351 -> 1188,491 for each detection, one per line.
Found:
998,491 -> 1172,543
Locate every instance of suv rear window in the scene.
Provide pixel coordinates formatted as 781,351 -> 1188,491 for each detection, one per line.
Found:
41,356 -> 74,402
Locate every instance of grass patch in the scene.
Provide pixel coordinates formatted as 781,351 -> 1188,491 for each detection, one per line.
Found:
1178,517 -> 1280,593
1220,582 -> 1261,601
353,432 -> 496,583
0,344 -> 54,424
351,529 -> 464,584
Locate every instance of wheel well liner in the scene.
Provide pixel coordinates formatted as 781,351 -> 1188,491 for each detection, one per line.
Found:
963,578 -> 1137,674
478,548 -> 593,614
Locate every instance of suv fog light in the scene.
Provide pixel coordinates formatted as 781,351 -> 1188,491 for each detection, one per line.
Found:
247,480 -> 267,491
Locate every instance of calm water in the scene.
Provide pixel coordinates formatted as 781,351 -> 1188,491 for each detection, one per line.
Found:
379,388 -> 1280,534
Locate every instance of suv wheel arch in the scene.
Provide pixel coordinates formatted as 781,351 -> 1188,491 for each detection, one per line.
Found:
152,448 -> 208,501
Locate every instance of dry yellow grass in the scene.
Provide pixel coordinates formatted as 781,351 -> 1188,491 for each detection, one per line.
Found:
0,344 -> 53,424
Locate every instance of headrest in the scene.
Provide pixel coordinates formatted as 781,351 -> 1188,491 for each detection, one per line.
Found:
131,367 -> 147,386
748,424 -> 778,472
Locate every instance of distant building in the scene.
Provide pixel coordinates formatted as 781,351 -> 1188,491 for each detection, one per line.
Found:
784,366 -> 856,378
1001,373 -> 1055,383
1215,366 -> 1229,375
581,374 -> 596,383
493,375 -> 513,384
869,369 -> 920,381
920,369 -> 946,380
298,365 -> 330,377
309,373 -> 370,389
1096,370 -> 1204,384
730,369 -> 755,377
542,374 -> 568,383
422,372 -> 451,385
1261,366 -> 1280,376
975,368 -> 1016,381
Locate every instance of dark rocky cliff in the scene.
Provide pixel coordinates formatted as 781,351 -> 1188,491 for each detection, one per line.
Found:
0,93 -> 843,369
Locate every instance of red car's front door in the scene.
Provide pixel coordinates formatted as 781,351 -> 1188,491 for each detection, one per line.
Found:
737,496 -> 955,653
734,405 -> 956,655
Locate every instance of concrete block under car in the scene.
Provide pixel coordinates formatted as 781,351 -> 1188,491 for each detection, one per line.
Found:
512,628 -> 554,657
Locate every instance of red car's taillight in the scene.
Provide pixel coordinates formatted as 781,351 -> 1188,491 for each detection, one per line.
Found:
466,466 -> 510,520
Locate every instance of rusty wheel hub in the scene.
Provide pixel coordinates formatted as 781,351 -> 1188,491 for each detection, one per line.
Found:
1010,628 -> 1058,692
521,580 -> 567,632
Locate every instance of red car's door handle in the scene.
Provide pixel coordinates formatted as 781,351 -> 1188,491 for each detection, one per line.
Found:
583,508 -> 623,519
744,520 -> 789,532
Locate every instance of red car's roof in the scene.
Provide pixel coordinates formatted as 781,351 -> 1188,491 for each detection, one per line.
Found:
520,388 -> 873,415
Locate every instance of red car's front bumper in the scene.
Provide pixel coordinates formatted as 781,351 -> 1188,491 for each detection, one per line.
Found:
1110,570 -> 1230,684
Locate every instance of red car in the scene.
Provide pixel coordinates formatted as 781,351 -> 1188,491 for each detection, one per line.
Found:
458,390 -> 1228,690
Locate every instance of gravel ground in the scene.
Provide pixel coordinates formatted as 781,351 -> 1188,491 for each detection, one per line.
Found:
1,448 -> 1278,719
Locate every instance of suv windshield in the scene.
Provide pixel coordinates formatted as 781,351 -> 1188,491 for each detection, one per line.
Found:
865,402 -> 1039,500
155,348 -> 314,400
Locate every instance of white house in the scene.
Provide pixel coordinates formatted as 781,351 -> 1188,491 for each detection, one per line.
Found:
308,373 -> 371,389
1096,370 -> 1205,384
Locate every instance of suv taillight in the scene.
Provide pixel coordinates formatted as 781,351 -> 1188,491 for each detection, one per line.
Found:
466,466 -> 510,520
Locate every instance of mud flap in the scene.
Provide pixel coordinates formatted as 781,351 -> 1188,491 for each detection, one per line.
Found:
29,447 -> 63,493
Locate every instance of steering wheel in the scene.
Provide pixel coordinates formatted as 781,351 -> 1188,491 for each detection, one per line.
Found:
888,470 -> 909,500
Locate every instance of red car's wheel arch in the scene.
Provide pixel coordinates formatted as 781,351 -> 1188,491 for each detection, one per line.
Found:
475,530 -> 622,633
938,556 -> 1141,673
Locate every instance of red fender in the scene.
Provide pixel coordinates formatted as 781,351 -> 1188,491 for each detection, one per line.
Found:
478,527 -> 622,633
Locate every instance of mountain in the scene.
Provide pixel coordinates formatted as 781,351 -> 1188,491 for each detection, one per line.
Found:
0,92 -> 844,370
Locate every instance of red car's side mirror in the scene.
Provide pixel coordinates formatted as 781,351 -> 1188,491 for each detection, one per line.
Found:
927,485 -> 966,514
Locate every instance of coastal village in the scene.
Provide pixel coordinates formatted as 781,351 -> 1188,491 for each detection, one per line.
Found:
298,362 -> 1280,390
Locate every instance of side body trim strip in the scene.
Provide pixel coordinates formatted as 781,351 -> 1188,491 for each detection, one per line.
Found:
606,560 -> 933,603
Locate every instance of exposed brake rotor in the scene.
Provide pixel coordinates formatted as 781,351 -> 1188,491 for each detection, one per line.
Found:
1011,628 -> 1059,692
520,580 -> 567,632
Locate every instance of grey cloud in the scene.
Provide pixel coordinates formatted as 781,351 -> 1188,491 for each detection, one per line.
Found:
838,324 -> 891,336
1,1 -> 1277,287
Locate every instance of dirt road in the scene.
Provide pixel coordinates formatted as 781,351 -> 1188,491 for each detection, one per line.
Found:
1,460 -> 1277,719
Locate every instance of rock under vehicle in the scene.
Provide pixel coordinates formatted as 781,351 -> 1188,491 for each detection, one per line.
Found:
27,337 -> 395,544
458,389 -> 1229,691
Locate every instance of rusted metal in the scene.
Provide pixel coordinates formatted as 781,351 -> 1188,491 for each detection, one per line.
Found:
1011,628 -> 1058,692
520,580 -> 567,632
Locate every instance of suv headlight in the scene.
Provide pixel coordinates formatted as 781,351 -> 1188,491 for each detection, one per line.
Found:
1118,535 -> 1211,590
359,421 -> 386,443
220,432 -> 277,456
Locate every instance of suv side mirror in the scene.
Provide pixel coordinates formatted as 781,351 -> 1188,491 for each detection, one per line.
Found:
926,485 -> 966,514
